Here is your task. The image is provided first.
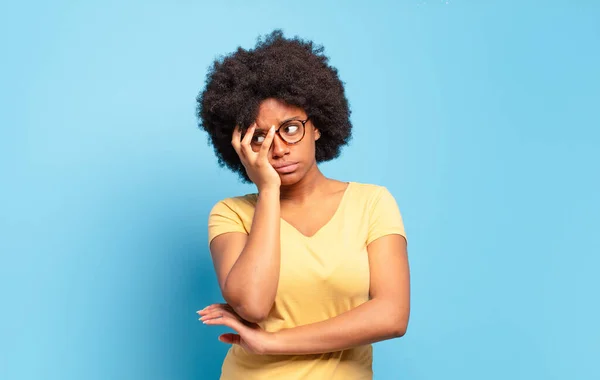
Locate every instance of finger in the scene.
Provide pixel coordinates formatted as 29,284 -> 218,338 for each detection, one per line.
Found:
197,304 -> 217,313
197,303 -> 223,316
219,333 -> 241,345
241,123 -> 257,156
258,126 -> 276,160
232,125 -> 241,144
200,309 -> 247,325
231,125 -> 242,154
203,314 -> 243,331
222,304 -> 237,314
241,123 -> 256,145
199,309 -> 230,322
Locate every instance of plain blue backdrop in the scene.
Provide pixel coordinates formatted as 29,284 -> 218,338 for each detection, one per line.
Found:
1,1 -> 599,379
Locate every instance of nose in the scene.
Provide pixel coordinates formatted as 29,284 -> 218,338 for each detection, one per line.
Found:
270,132 -> 289,158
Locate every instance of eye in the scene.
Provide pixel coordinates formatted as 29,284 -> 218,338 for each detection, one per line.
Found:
251,133 -> 266,144
283,124 -> 300,135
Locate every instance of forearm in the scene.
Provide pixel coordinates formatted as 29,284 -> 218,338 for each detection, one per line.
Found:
268,298 -> 408,355
223,186 -> 281,320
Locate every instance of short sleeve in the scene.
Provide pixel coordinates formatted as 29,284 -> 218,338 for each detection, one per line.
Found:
208,200 -> 248,245
367,187 -> 407,245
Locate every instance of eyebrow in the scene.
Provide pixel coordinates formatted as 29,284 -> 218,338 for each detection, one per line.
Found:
255,116 -> 303,130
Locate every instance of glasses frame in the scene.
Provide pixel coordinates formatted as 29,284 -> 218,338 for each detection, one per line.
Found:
250,118 -> 310,146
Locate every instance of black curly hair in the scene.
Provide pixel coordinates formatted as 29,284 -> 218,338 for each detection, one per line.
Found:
196,29 -> 352,183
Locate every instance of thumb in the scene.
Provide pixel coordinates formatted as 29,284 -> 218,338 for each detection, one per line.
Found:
219,333 -> 241,345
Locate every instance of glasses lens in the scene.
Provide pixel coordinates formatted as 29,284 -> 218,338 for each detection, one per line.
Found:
280,121 -> 304,143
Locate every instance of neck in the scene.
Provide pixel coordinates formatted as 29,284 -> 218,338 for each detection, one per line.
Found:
279,162 -> 328,204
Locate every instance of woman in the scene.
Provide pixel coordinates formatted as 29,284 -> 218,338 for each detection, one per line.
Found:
196,30 -> 410,380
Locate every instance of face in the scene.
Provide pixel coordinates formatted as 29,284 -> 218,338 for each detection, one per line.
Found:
251,98 -> 320,186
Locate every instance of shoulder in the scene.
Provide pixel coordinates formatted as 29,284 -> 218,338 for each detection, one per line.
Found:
346,182 -> 402,213
209,193 -> 258,216
348,181 -> 391,200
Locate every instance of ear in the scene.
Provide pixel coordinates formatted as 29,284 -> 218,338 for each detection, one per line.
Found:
314,128 -> 321,141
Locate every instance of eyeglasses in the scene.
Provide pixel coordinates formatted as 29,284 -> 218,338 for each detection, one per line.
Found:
248,118 -> 309,147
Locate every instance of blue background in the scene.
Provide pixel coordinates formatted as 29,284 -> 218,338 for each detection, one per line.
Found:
1,1 -> 599,379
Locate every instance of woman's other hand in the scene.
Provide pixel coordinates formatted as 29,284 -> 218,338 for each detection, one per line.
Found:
198,303 -> 275,355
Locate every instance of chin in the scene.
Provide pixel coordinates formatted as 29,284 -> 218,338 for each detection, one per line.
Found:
279,171 -> 303,186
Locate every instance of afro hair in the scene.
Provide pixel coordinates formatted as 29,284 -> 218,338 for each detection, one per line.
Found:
196,29 -> 352,182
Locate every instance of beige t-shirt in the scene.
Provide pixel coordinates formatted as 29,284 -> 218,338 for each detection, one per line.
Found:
208,181 -> 407,380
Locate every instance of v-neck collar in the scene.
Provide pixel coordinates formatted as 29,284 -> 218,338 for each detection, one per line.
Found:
280,182 -> 352,239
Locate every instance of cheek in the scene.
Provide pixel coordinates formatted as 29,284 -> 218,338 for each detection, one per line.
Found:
300,135 -> 317,155
305,141 -> 317,161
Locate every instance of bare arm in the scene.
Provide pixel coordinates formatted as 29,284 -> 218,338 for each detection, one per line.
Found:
267,234 -> 410,354
210,186 -> 281,323
201,233 -> 410,353
209,124 -> 281,323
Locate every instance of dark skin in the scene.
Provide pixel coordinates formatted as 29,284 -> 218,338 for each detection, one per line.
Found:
256,99 -> 348,236
198,97 -> 409,355
202,97 -> 350,325
247,97 -> 349,236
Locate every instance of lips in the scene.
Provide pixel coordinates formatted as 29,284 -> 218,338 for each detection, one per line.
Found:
272,162 -> 299,174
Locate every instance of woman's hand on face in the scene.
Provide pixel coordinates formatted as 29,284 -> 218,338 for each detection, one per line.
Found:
197,303 -> 274,355
232,124 -> 280,192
